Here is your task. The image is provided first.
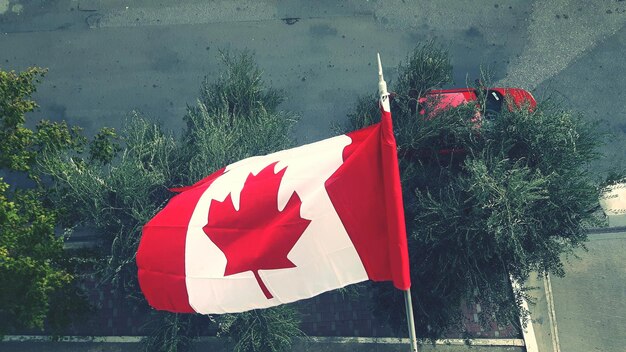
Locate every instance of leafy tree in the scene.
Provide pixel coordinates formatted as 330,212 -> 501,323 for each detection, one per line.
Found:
345,42 -> 607,339
0,68 -> 45,172
0,68 -> 86,174
0,181 -> 71,334
38,51 -> 302,351
0,68 -> 89,335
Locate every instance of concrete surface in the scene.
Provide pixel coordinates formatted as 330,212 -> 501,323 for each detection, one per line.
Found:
527,231 -> 626,352
526,273 -> 559,352
550,231 -> 626,352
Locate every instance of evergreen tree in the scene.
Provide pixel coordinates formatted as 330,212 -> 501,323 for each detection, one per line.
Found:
38,51 -> 302,351
345,42 -> 608,339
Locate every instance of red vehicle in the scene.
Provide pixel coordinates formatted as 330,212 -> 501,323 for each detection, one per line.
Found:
405,87 -> 537,159
415,87 -> 537,119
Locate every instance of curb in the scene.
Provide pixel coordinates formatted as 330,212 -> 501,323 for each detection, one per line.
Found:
1,335 -> 525,347
587,226 -> 626,234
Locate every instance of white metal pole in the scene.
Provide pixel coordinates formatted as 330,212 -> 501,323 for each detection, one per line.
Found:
378,52 -> 417,352
404,289 -> 419,352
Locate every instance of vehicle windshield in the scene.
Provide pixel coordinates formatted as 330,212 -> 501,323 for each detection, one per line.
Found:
484,90 -> 504,120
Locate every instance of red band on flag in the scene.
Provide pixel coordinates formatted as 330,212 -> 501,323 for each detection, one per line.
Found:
325,118 -> 410,290
138,181 -> 219,313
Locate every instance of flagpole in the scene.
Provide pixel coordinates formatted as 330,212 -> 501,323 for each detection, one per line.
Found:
378,53 -> 419,352
404,289 -> 419,352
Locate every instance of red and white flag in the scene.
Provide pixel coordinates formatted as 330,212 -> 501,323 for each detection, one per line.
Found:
137,63 -> 410,315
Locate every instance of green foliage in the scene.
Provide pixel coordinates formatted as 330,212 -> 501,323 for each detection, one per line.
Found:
196,50 -> 282,121
344,94 -> 379,133
34,120 -> 86,156
394,41 -> 453,105
0,180 -> 72,334
219,307 -> 303,352
180,50 -> 295,185
141,313 -> 206,352
347,43 -> 605,339
89,127 -> 121,165
45,280 -> 92,335
39,52 -> 301,351
39,114 -> 178,292
343,41 -> 454,148
0,67 -> 91,334
0,69 -> 87,174
396,41 -> 452,96
0,68 -> 46,172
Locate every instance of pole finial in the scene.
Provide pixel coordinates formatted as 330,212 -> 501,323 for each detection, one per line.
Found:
377,53 -> 390,111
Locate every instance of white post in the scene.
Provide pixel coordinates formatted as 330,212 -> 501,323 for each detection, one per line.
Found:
378,53 -> 417,351
404,289 -> 419,352
511,277 -> 539,352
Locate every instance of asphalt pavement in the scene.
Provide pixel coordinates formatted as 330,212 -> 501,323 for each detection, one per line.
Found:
1,0 -> 624,155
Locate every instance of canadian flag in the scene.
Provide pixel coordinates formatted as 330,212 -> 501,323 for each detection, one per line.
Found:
137,70 -> 410,315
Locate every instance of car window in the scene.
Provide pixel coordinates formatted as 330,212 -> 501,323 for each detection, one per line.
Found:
484,90 -> 504,120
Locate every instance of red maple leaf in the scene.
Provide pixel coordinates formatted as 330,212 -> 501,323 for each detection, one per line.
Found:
203,162 -> 311,299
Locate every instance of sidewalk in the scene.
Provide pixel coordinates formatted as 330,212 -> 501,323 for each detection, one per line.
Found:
526,230 -> 626,352
1,337 -> 525,352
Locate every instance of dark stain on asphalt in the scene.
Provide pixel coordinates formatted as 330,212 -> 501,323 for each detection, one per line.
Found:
309,24 -> 338,37
47,103 -> 68,121
282,17 -> 300,25
56,23 -> 73,31
465,26 -> 482,38
150,47 -> 181,72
